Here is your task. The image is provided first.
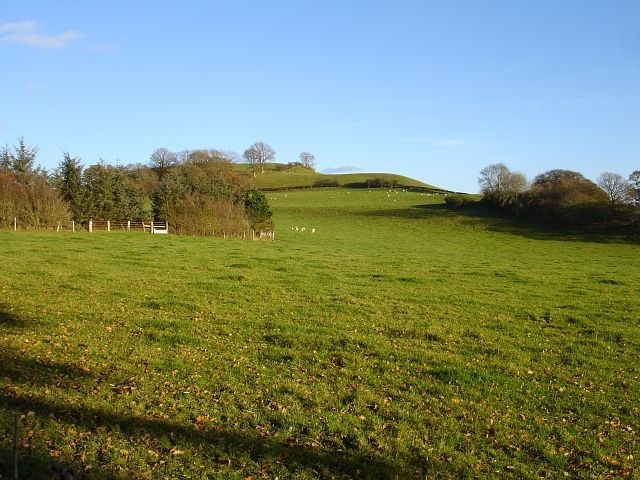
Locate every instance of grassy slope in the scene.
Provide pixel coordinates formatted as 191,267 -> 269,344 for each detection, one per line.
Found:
1,189 -> 639,479
236,163 -> 442,191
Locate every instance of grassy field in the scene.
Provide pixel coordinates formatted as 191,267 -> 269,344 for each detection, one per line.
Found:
1,188 -> 639,479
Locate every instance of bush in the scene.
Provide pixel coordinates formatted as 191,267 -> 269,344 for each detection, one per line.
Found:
0,169 -> 70,229
366,177 -> 398,188
244,189 -> 273,231
167,194 -> 248,236
313,178 -> 340,188
444,194 -> 477,209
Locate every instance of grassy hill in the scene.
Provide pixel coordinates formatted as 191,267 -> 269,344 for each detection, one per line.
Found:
1,189 -> 638,478
236,163 -> 446,192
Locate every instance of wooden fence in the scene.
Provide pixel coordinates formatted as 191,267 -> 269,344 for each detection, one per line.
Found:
6,217 -> 275,240
87,220 -> 169,233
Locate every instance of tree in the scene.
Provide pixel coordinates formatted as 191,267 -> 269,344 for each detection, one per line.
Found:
11,136 -> 38,175
244,189 -> 273,230
210,149 -> 239,163
186,149 -> 237,166
478,163 -> 511,198
243,141 -> 275,176
526,169 -> 608,223
83,162 -> 149,220
54,152 -> 85,221
502,171 -> 528,216
123,163 -> 160,198
629,170 -> 640,205
298,152 -> 316,170
153,157 -> 253,236
0,144 -> 11,169
149,148 -> 177,178
531,170 -> 608,208
597,172 -> 633,205
0,141 -> 70,229
478,163 -> 527,212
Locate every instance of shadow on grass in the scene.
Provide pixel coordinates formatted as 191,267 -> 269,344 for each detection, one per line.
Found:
366,203 -> 640,244
0,317 -> 460,479
0,305 -> 31,329
0,444 -> 131,480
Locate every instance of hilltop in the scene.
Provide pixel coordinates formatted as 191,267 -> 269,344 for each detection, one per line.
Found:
235,163 -> 449,192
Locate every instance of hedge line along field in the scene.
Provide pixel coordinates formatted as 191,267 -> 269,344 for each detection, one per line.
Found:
1,188 -> 638,479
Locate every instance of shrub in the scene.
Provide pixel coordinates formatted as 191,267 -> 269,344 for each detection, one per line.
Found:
313,178 -> 340,188
244,189 -> 273,231
366,177 -> 398,188
0,169 -> 70,229
444,194 -> 477,209
168,194 -> 248,236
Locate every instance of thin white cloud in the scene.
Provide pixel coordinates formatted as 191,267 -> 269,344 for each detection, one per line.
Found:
0,20 -> 82,49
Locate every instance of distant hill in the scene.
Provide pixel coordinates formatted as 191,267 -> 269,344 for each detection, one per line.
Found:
235,163 -> 449,192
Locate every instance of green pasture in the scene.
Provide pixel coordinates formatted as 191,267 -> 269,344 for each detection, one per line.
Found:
1,188 -> 638,478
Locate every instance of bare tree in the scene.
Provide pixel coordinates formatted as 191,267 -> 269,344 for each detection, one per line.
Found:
213,150 -> 240,163
478,163 -> 511,198
597,172 -> 633,205
299,152 -> 316,170
149,148 -> 177,178
629,170 -> 640,205
243,141 -> 275,175
479,163 -> 528,213
502,171 -> 528,215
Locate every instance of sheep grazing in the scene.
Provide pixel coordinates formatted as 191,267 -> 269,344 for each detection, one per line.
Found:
311,228 -> 316,233
301,227 -> 306,232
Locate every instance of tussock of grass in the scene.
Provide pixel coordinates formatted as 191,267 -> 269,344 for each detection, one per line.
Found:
1,189 -> 639,478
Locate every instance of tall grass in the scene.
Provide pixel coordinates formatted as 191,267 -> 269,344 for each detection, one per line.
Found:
0,189 -> 638,478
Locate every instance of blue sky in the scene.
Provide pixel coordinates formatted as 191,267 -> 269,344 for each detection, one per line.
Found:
1,1 -> 639,193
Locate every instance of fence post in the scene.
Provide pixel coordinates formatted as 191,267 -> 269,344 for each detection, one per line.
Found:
89,220 -> 93,233
107,220 -> 111,232
72,220 -> 75,233
127,220 -> 131,231
14,217 -> 17,231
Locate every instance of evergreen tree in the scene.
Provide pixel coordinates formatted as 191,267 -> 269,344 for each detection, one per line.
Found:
54,152 -> 85,220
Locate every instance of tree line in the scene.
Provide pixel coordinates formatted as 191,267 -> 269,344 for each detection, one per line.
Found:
0,138 -> 275,235
447,163 -> 640,233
